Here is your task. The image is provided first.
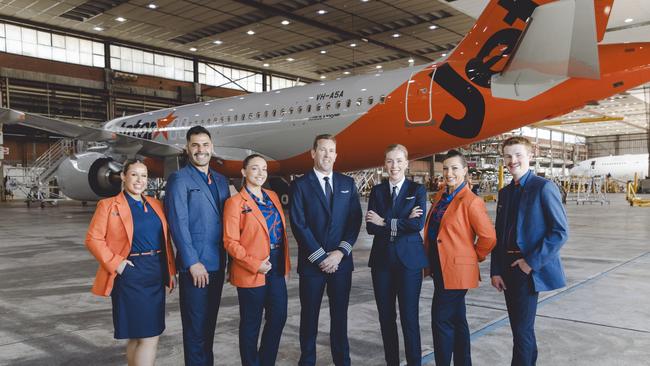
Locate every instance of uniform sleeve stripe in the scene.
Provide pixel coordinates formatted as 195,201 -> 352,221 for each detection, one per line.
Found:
339,241 -> 353,255
308,248 -> 326,262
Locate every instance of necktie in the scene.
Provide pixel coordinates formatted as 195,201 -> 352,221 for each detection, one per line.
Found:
391,186 -> 398,203
324,176 -> 333,207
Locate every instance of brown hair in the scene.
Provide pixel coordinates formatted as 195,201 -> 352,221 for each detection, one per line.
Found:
122,158 -> 146,174
502,136 -> 533,153
312,134 -> 336,150
242,154 -> 266,168
384,144 -> 408,160
443,150 -> 468,182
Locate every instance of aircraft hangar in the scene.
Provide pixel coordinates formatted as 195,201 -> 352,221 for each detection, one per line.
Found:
0,0 -> 649,365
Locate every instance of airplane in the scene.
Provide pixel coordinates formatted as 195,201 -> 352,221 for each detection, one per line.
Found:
570,153 -> 649,181
2,0 -> 650,202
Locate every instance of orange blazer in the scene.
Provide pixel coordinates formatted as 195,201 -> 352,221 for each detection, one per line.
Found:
223,188 -> 291,288
85,192 -> 176,296
424,185 -> 496,289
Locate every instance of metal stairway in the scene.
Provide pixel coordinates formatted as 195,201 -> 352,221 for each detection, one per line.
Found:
22,138 -> 74,205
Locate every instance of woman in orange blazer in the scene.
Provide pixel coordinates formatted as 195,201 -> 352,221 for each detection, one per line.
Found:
85,159 -> 176,366
424,150 -> 496,366
223,154 -> 291,366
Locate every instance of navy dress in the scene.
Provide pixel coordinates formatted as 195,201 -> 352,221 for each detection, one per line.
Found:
111,193 -> 166,339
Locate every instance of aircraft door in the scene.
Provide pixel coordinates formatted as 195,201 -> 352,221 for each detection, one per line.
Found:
405,66 -> 435,125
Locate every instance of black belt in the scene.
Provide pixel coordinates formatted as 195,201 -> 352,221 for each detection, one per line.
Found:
129,249 -> 162,257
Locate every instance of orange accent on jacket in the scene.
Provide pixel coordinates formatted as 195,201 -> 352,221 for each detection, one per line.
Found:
223,188 -> 291,288
85,192 -> 177,296
423,185 -> 496,289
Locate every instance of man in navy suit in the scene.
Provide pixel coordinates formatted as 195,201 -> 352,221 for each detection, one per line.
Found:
165,126 -> 230,366
490,136 -> 569,366
290,134 -> 362,366
366,144 -> 427,366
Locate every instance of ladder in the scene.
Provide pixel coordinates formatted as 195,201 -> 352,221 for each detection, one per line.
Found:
24,138 -> 75,205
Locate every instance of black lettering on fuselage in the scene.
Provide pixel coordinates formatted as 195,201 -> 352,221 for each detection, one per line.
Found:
427,0 -> 539,139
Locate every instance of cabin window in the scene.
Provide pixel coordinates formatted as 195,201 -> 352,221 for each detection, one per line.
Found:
264,110 -> 268,118
356,97 -> 362,106
256,112 -> 261,119
289,107 -> 294,115
280,108 -> 286,116
335,101 -> 341,109
272,109 -> 277,117
316,104 -> 321,111
368,96 -> 374,105
298,106 -> 303,114
307,105 -> 312,113
379,95 -> 386,104
249,113 -> 253,120
234,114 -> 238,122
326,102 -> 331,110
227,116 -> 231,122
346,99 -> 351,108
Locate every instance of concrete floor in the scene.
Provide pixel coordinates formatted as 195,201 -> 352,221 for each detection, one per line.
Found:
0,194 -> 649,365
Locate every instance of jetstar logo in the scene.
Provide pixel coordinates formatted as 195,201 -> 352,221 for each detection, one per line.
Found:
413,0 -> 539,139
119,112 -> 177,141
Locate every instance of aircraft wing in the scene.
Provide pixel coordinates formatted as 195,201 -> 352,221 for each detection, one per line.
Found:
0,107 -> 182,157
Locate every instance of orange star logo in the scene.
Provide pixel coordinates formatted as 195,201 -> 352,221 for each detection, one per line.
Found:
152,112 -> 177,140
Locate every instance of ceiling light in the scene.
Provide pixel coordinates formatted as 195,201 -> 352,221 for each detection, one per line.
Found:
147,3 -> 157,9
350,43 -> 357,47
317,9 -> 327,15
262,63 -> 270,67
376,65 -> 382,69
361,0 -> 370,2
247,30 -> 255,35
320,50 -> 327,54
442,53 -> 447,57
624,18 -> 634,23
281,20 -> 290,25
213,40 -> 223,45
392,33 -> 400,38
189,47 -> 197,52
320,75 -> 326,79
286,58 -> 295,62
93,26 -> 104,31
343,71 -> 351,75
115,17 -> 126,22
429,25 -> 438,30
408,58 -> 414,63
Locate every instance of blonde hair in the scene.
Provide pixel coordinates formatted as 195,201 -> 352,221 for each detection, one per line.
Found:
384,144 -> 408,159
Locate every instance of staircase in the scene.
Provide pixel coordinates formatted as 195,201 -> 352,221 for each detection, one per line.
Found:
22,139 -> 74,204
346,169 -> 382,197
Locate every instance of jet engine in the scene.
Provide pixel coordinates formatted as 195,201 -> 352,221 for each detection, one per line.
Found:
56,152 -> 122,201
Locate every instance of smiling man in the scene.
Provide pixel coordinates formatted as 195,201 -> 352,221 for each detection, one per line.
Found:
490,136 -> 569,366
289,134 -> 362,366
165,126 -> 230,366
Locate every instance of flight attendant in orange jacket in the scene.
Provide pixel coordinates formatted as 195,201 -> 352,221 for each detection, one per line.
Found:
424,150 -> 496,366
223,154 -> 291,366
85,159 -> 176,366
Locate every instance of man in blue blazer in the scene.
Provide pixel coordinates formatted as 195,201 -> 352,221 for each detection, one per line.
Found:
165,126 -> 230,366
290,134 -> 362,366
366,144 -> 427,366
490,136 -> 569,366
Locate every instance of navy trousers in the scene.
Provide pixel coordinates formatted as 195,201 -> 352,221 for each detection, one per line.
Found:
431,287 -> 471,366
430,242 -> 471,366
237,249 -> 288,366
503,259 -> 539,366
371,245 -> 422,366
179,270 -> 225,366
298,271 -> 352,366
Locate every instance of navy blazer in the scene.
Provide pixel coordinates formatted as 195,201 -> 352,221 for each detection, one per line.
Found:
367,179 -> 428,270
289,170 -> 363,276
490,173 -> 569,291
165,164 -> 230,272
